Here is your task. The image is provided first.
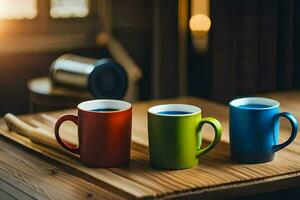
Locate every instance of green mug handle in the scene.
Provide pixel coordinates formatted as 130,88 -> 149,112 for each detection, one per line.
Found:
196,117 -> 222,157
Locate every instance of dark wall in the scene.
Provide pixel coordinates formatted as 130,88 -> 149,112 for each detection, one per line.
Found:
112,0 -> 153,100
188,0 -> 300,103
0,53 -> 55,115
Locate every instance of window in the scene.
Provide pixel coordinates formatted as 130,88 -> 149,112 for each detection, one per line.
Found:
0,0 -> 90,20
0,0 -> 110,53
50,0 -> 89,18
0,0 -> 37,20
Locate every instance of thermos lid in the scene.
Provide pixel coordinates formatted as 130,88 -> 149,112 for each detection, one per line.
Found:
88,59 -> 128,99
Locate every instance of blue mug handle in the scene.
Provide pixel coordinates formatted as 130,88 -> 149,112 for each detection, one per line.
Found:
272,112 -> 298,152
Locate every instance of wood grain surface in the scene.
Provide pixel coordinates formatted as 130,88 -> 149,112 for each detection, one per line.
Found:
1,94 -> 300,199
0,135 -> 125,200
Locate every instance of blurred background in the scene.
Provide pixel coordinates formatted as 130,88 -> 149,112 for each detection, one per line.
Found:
0,0 -> 299,116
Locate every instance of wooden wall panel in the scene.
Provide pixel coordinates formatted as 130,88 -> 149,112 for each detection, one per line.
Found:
112,0 -> 152,100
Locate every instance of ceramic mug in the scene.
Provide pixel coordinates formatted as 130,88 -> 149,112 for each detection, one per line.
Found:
148,104 -> 222,169
229,97 -> 298,163
55,99 -> 132,167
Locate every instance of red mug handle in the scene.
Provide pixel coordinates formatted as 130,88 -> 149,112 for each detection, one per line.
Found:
55,114 -> 80,154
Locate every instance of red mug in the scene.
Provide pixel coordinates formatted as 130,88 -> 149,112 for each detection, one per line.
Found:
54,99 -> 132,167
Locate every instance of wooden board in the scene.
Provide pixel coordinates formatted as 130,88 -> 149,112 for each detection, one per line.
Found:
0,136 -> 125,200
1,95 -> 300,199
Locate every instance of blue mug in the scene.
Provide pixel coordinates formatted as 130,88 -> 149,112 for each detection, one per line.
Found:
229,97 -> 298,163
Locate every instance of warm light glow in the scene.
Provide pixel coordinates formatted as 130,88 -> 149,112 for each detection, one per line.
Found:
189,14 -> 211,37
0,0 -> 37,20
50,0 -> 89,18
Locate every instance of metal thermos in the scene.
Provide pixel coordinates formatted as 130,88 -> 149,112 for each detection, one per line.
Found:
50,54 -> 128,99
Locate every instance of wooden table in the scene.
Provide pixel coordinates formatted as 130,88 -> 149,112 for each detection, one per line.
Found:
1,93 -> 300,199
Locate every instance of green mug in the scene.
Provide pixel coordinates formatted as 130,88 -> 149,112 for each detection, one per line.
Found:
148,104 -> 222,169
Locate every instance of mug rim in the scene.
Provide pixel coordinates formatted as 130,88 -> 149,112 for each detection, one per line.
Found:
229,97 -> 280,110
78,99 -> 131,113
148,104 -> 201,117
